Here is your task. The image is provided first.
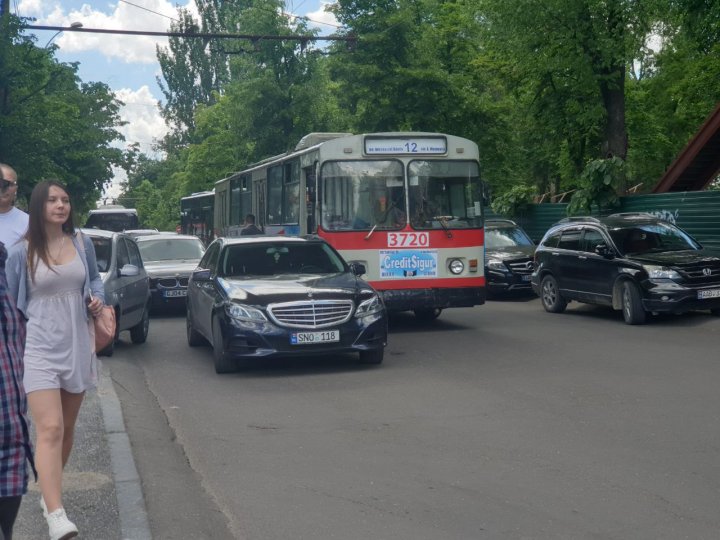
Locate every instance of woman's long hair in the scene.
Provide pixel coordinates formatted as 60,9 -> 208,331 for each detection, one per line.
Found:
25,179 -> 76,282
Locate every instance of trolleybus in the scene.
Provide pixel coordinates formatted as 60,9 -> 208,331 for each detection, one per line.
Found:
213,132 -> 486,319
180,190 -> 215,245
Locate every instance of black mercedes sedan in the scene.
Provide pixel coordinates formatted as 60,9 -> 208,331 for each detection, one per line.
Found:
186,236 -> 388,373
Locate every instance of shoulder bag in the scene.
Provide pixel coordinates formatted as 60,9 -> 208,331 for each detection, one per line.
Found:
76,232 -> 116,353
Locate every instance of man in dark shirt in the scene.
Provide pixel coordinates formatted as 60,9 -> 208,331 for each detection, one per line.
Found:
240,214 -> 263,236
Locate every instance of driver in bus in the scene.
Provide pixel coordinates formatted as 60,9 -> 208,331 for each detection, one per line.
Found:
353,185 -> 405,229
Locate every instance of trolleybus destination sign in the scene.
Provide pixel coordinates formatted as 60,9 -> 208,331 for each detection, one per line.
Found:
365,137 -> 447,155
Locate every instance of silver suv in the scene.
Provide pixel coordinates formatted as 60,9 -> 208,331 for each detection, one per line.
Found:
82,229 -> 151,355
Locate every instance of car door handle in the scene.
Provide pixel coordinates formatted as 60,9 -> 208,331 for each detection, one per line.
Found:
551,252 -> 559,256
578,255 -> 587,260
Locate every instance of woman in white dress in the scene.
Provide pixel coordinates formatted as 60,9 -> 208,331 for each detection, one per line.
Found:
6,180 -> 105,540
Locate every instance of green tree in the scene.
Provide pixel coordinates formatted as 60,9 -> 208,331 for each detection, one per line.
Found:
478,0 -> 666,203
0,15 -> 125,212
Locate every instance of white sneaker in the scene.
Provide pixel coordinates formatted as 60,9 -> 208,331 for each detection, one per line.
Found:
40,496 -> 48,518
46,508 -> 78,540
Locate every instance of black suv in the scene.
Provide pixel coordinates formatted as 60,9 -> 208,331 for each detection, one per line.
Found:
531,213 -> 720,324
485,219 -> 536,296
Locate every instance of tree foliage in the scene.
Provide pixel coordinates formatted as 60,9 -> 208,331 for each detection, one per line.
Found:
0,15 -> 125,213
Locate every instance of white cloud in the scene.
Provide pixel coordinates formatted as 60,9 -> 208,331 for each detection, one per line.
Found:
303,2 -> 339,30
22,0 -> 198,64
115,85 -> 168,156
102,86 -> 169,203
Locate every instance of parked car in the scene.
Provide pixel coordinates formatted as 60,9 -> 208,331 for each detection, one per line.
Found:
186,236 -> 388,373
81,229 -> 151,355
135,233 -> 206,310
531,213 -> 720,324
485,219 -> 536,296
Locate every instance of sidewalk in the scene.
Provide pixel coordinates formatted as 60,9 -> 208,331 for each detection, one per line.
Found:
13,360 -> 151,540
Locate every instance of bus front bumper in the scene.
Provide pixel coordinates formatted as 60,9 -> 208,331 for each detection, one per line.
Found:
377,287 -> 485,312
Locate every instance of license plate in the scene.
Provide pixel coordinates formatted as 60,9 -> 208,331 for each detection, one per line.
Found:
698,288 -> 720,299
521,274 -> 532,282
164,289 -> 187,298
291,330 -> 339,345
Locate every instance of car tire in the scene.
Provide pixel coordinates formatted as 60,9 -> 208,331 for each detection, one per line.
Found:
359,348 -> 384,365
414,308 -> 442,322
540,275 -> 567,313
130,302 -> 150,344
186,307 -> 206,347
212,317 -> 236,374
621,281 -> 646,325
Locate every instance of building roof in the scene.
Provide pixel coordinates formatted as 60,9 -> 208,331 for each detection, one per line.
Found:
653,102 -> 720,193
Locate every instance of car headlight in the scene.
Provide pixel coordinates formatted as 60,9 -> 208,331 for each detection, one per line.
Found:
486,259 -> 506,271
226,303 -> 267,322
355,295 -> 383,318
644,265 -> 681,280
449,259 -> 465,275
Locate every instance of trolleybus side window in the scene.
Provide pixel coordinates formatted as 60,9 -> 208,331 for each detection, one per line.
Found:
320,160 -> 404,231
408,161 -> 482,230
267,161 -> 300,225
230,175 -> 252,227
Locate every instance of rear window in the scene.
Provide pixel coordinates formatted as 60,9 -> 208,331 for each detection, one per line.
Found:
85,211 -> 139,232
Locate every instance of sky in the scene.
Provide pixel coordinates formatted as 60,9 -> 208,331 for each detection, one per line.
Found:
15,0 -> 340,198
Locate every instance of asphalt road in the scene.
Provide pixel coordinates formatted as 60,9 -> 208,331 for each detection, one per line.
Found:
107,297 -> 720,540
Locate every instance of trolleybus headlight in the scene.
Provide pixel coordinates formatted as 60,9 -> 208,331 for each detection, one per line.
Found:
226,303 -> 267,322
449,259 -> 465,275
355,295 -> 382,318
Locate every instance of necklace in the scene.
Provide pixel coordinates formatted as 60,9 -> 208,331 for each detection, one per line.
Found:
51,234 -> 66,265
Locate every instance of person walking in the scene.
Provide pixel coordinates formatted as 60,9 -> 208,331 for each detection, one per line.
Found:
0,164 -> 29,248
240,213 -> 263,236
0,240 -> 35,540
6,180 -> 105,540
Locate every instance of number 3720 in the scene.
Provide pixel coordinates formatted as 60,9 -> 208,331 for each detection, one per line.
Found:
387,232 -> 430,248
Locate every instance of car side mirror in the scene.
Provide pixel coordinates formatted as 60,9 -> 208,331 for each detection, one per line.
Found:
594,243 -> 614,258
192,269 -> 212,281
349,262 -> 366,276
119,264 -> 140,277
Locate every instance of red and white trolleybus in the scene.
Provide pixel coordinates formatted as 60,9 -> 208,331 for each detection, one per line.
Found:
213,132 -> 486,320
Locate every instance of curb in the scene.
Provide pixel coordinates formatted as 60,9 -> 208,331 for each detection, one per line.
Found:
98,360 -> 153,540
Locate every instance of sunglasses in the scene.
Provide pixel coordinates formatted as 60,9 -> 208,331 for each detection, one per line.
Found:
0,178 -> 17,192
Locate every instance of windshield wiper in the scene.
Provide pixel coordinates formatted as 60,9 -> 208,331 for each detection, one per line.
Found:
436,217 -> 453,239
364,224 -> 378,241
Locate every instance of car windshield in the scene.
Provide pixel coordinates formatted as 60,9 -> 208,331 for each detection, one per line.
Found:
218,242 -> 347,277
137,238 -> 205,262
90,237 -> 112,272
486,226 -> 534,249
610,223 -> 701,255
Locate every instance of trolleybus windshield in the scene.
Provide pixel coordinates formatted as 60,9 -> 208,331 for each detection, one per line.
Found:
408,161 -> 482,230
321,160 -> 405,231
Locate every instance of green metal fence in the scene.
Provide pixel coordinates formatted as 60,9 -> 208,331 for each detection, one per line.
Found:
487,190 -> 720,249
